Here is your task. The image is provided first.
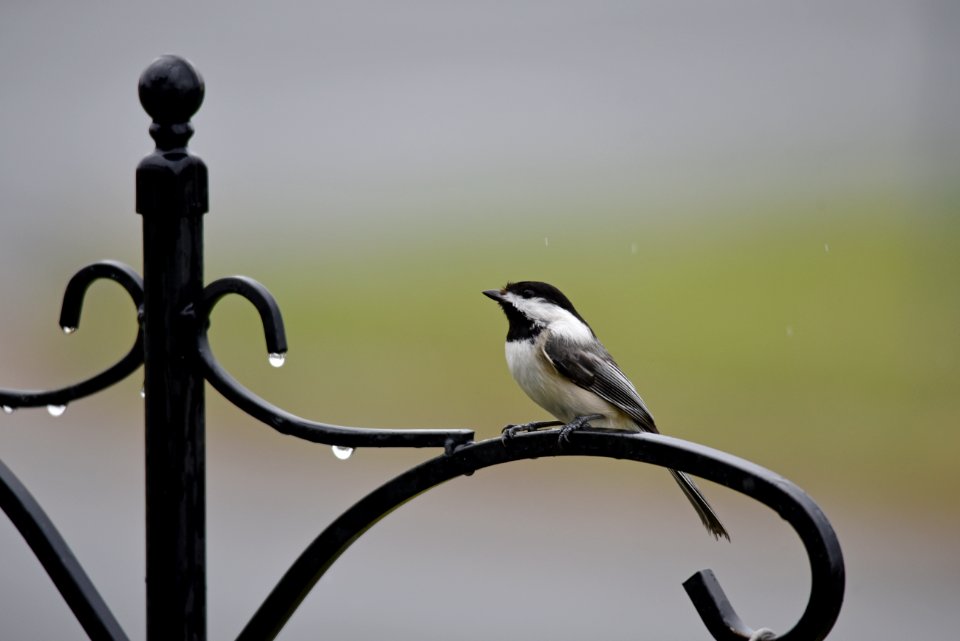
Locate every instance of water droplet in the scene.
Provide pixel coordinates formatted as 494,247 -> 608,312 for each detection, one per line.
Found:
785,325 -> 794,338
823,243 -> 830,253
47,404 -> 67,417
630,242 -> 638,255
139,385 -> 146,399
544,237 -> 550,247
2,405 -> 14,414
268,352 -> 286,368
331,445 -> 354,460
62,326 -> 77,335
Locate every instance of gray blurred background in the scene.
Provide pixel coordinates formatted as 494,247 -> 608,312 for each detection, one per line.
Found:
1,1 -> 958,639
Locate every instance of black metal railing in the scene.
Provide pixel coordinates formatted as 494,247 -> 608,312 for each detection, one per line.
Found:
0,55 -> 845,641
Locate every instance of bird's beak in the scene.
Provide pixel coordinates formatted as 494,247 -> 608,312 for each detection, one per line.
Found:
482,289 -> 504,302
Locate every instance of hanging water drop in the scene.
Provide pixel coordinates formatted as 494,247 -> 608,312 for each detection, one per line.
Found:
139,385 -> 146,399
268,352 -> 286,368
47,404 -> 67,417
62,326 -> 77,335
331,445 -> 354,460
2,405 -> 14,414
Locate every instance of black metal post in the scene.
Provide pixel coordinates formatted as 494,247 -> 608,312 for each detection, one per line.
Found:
136,55 -> 208,641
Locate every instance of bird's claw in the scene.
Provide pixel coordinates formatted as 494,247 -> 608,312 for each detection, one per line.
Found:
501,424 -> 531,440
558,414 -> 605,445
501,416 -> 604,446
501,420 -> 563,442
558,424 -> 578,443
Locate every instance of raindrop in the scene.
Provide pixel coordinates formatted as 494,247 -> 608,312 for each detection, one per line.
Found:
47,404 -> 67,417
139,385 -> 146,399
823,243 -> 830,253
630,242 -> 638,255
268,352 -> 286,368
331,445 -> 354,460
544,237 -> 550,247
2,405 -> 14,414
62,326 -> 77,335
785,325 -> 794,338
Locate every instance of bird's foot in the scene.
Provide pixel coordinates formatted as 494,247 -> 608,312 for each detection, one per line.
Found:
558,414 -> 605,444
501,420 -> 563,441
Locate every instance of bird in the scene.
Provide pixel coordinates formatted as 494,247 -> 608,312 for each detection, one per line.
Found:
483,280 -> 729,541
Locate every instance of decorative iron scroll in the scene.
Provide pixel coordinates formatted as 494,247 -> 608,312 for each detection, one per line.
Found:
0,260 -> 143,412
234,430 -> 844,641
0,55 -> 845,641
0,459 -> 129,641
198,276 -> 474,450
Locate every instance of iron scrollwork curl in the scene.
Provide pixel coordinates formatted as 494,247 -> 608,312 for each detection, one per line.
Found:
0,260 -> 142,638
238,430 -> 844,641
0,460 -> 130,641
0,260 -> 144,410
197,276 -> 475,450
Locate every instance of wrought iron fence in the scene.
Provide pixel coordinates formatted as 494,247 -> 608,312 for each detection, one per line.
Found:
0,55 -> 845,641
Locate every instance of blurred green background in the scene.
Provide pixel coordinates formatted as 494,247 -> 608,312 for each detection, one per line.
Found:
1,1 -> 958,640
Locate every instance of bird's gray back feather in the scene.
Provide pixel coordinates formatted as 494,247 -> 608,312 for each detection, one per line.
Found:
542,334 -> 658,432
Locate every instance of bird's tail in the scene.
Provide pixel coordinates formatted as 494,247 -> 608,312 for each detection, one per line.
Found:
668,469 -> 729,541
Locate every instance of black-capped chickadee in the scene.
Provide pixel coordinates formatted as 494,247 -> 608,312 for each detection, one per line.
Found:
484,281 -> 729,541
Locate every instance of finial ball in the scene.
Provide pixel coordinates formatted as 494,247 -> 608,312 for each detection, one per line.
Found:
138,55 -> 204,124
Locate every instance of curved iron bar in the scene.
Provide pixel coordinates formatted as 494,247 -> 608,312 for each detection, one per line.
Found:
0,260 -> 144,410
237,430 -> 844,641
197,276 -> 475,449
201,276 -> 287,355
0,458 -> 130,641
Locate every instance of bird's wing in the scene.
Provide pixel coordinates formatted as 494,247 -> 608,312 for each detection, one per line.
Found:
542,335 -> 658,433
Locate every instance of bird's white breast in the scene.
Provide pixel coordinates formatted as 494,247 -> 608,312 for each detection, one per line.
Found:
504,337 -> 634,430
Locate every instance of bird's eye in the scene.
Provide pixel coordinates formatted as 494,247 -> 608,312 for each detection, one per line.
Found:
522,289 -> 535,298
